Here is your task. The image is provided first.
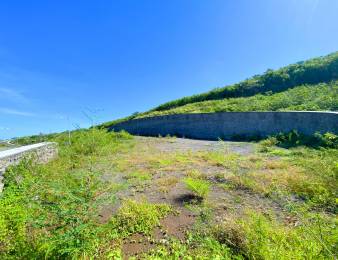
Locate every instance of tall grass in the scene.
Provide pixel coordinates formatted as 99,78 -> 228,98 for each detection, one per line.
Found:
0,129 -> 134,258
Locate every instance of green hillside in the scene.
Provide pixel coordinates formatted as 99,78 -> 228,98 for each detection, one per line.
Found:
101,51 -> 338,128
151,51 -> 338,112
136,81 -> 338,118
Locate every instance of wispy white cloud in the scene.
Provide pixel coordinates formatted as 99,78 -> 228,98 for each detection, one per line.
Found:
0,87 -> 29,104
0,107 -> 36,117
0,126 -> 10,131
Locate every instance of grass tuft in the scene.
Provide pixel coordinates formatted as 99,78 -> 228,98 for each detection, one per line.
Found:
110,199 -> 172,236
184,177 -> 210,199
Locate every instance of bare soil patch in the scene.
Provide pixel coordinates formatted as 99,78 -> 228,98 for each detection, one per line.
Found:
137,136 -> 255,155
122,208 -> 196,259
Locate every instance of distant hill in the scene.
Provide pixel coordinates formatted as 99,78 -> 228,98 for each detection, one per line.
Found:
102,51 -> 338,128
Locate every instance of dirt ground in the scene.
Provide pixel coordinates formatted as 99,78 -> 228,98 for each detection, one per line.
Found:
97,137 -> 289,258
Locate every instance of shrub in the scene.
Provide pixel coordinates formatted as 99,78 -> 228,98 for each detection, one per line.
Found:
315,132 -> 338,148
275,131 -> 338,149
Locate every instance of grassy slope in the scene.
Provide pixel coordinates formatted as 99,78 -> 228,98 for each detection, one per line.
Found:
101,51 -> 338,128
136,81 -> 338,118
151,51 -> 338,112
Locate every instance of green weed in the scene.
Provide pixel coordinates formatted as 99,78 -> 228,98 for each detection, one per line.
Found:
147,235 -> 234,259
124,171 -> 152,182
184,177 -> 210,199
110,199 -> 172,236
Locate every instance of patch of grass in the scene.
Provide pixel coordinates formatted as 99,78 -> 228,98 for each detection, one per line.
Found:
156,176 -> 179,193
266,148 -> 292,157
200,151 -> 240,170
110,199 -> 172,236
147,208 -> 337,260
219,182 -> 236,191
218,143 -> 338,212
212,211 -> 337,259
113,143 -> 196,178
184,177 -> 210,199
146,152 -> 192,171
228,164 -> 335,210
124,171 -> 152,182
146,235 -> 235,259
185,169 -> 208,180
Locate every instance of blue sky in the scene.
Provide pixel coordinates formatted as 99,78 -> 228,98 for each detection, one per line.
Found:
0,0 -> 337,139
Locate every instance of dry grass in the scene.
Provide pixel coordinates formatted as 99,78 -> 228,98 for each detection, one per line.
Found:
156,176 -> 179,193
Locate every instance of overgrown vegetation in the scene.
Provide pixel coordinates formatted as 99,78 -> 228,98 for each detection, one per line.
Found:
0,129 -> 134,258
0,129 -> 337,259
136,81 -> 338,118
274,131 -> 338,149
258,130 -> 338,149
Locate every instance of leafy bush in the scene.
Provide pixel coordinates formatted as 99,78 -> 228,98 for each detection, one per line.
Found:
184,177 -> 210,199
274,131 -> 338,149
315,132 -> 338,148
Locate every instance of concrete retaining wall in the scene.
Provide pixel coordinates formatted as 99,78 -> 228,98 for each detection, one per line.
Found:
0,142 -> 57,192
110,112 -> 338,140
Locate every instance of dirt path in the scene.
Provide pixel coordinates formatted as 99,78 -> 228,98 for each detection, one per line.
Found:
136,136 -> 256,155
